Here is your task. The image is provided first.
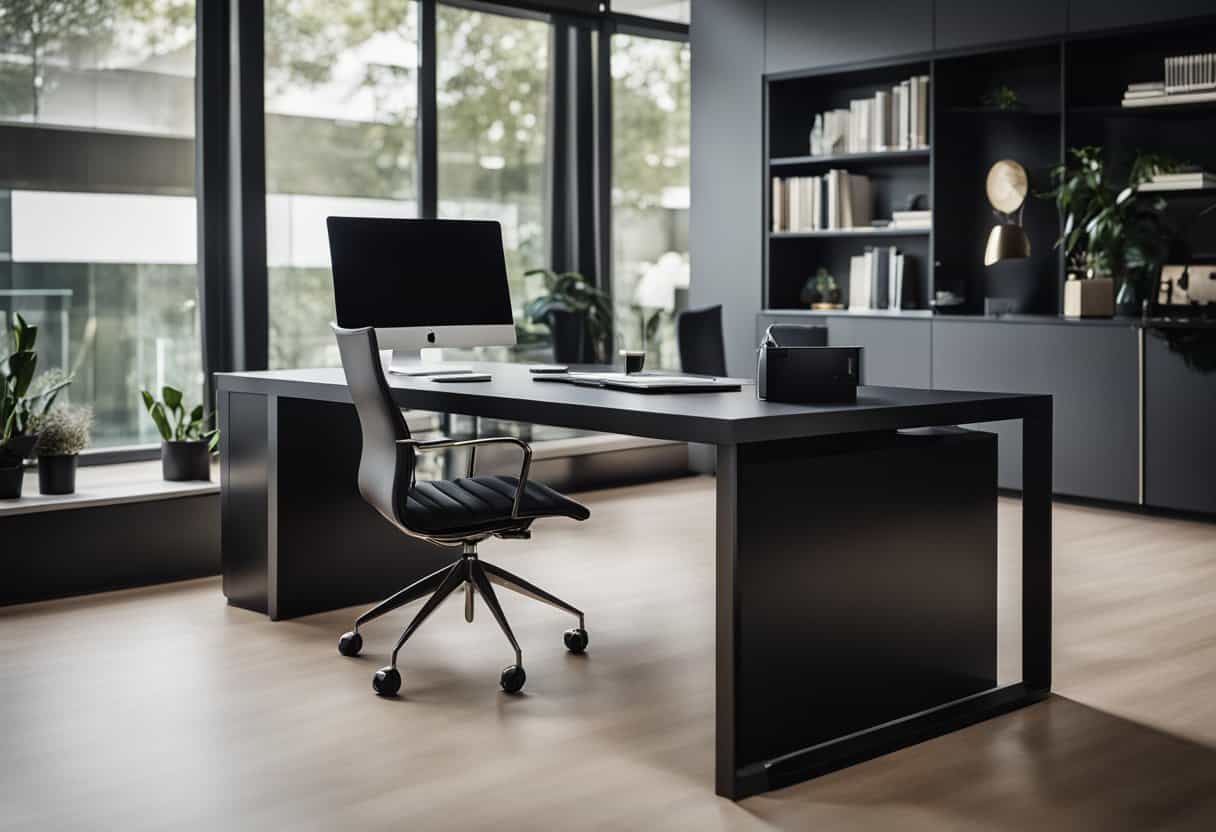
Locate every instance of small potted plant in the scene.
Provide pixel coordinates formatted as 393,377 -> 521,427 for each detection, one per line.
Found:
32,406 -> 92,495
1,314 -> 72,498
523,269 -> 613,364
141,386 -> 219,481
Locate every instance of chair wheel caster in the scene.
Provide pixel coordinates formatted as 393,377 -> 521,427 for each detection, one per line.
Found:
500,664 -> 526,693
338,631 -> 363,657
563,627 -> 589,654
373,666 -> 401,696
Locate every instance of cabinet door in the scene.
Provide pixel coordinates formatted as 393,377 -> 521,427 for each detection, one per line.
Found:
827,317 -> 932,388
935,0 -> 1067,51
1069,0 -> 1216,33
932,320 -> 1139,501
1144,331 -> 1216,514
765,0 -> 932,75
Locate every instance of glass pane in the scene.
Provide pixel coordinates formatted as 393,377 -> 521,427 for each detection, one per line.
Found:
0,4 -> 199,449
611,34 -> 690,370
265,0 -> 419,369
612,1 -> 690,24
436,5 -> 550,329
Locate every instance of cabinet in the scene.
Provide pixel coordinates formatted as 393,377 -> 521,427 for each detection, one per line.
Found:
764,0 -> 932,75
1069,0 -> 1216,33
932,320 -> 1139,501
1144,330 -> 1216,514
754,313 -> 932,388
826,317 -> 933,388
934,0 -> 1067,51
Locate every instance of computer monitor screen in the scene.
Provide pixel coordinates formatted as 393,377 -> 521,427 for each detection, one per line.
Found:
327,217 -> 516,352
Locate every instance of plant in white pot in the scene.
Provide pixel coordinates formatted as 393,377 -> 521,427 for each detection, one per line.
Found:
141,386 -> 218,482
32,405 -> 92,495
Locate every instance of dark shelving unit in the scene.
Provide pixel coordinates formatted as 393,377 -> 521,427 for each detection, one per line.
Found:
765,59 -> 934,312
763,18 -> 1216,318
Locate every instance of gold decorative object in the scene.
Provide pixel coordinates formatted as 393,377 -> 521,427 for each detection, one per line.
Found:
983,159 -> 1031,266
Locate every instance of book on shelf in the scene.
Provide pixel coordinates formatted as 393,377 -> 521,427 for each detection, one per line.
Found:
806,73 -> 928,157
847,246 -> 908,311
1165,52 -> 1216,94
1139,170 -> 1216,191
1128,53 -> 1216,106
891,209 -> 931,229
771,171 -> 873,232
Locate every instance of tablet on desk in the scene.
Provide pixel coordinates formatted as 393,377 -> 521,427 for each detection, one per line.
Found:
430,373 -> 492,383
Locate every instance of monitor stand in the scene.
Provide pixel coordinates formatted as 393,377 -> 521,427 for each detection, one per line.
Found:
388,349 -> 474,377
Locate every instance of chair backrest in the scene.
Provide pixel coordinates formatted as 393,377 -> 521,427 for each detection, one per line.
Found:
763,323 -> 828,347
676,305 -> 728,377
331,324 -> 412,527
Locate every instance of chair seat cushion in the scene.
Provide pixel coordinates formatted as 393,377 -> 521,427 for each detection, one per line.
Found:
401,475 -> 590,535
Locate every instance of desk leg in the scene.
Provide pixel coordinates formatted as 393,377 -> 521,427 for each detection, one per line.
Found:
715,443 -> 743,798
220,393 -> 451,620
1022,402 -> 1053,693
714,429 -> 1047,800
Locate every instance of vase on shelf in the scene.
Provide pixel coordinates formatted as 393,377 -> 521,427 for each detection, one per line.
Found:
1115,277 -> 1141,317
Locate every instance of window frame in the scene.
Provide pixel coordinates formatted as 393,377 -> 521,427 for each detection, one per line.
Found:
172,0 -> 686,467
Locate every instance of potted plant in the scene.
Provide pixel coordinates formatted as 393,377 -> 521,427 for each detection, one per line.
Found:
800,268 -> 842,308
1,314 -> 72,499
141,386 -> 219,481
32,405 -> 92,495
523,269 -> 613,364
1047,147 -> 1176,316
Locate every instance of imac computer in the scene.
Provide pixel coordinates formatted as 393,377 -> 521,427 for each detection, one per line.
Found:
327,216 -> 517,376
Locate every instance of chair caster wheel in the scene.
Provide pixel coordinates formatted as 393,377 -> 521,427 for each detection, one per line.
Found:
373,666 -> 401,696
338,631 -> 363,657
563,627 -> 589,654
500,664 -> 526,694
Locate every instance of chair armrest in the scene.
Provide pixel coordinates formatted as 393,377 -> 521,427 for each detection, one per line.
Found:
397,436 -> 533,518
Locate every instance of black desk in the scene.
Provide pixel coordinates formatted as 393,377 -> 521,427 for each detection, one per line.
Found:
215,363 -> 1052,799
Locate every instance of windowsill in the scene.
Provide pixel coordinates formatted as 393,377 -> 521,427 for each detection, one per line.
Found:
0,460 -> 218,517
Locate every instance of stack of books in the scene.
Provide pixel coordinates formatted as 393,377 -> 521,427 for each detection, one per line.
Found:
772,171 -> 873,231
1166,53 -> 1216,94
1122,53 -> 1216,107
1122,81 -> 1166,105
808,73 -> 929,156
891,209 -> 931,229
848,246 -> 911,310
1139,168 -> 1216,192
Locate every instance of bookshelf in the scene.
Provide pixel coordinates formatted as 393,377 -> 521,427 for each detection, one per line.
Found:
765,59 -> 933,312
762,18 -> 1216,317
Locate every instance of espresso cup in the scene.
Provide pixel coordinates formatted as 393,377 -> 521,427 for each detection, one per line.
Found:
620,350 -> 646,374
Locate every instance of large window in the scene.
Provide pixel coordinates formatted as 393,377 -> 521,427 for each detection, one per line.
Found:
437,5 -> 550,323
610,34 -> 689,369
0,1 -> 200,448
265,0 -> 420,370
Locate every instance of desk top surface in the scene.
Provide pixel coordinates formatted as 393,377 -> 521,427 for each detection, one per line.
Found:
216,363 -> 1048,445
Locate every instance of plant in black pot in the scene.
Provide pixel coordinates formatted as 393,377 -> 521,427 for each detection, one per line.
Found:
32,405 -> 92,495
523,269 -> 613,364
1,314 -> 72,499
141,386 -> 218,482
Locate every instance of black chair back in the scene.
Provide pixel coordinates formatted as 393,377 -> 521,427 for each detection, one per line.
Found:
676,305 -> 728,377
332,324 -> 412,528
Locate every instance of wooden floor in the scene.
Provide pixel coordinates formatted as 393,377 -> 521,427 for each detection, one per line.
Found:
3,476 -> 1216,831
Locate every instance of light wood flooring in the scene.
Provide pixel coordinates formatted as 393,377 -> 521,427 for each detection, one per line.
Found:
2,476 -> 1215,831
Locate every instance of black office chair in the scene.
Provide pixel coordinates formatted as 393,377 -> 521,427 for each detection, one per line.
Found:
676,305 -> 728,377
332,324 -> 591,696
